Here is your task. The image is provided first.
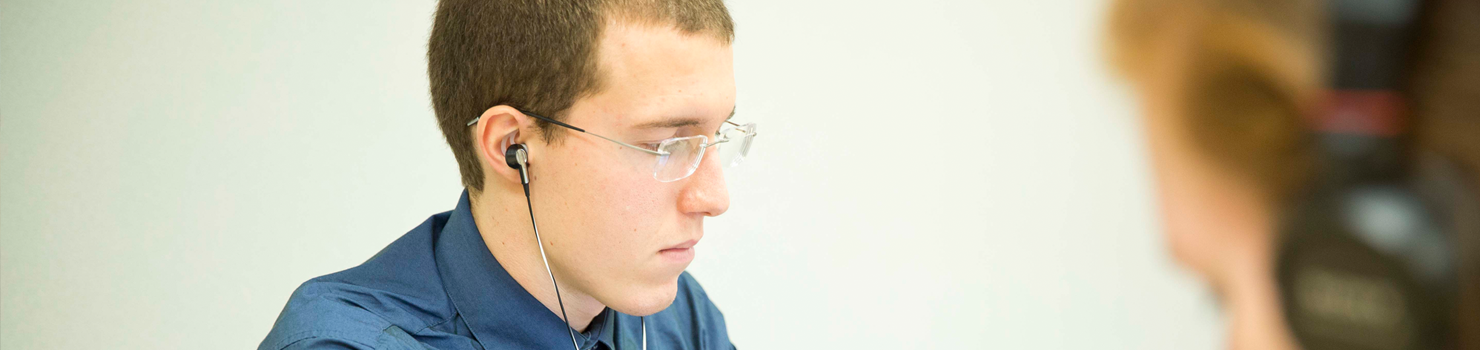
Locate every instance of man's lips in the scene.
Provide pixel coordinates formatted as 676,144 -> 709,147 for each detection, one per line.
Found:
659,239 -> 698,263
662,239 -> 698,251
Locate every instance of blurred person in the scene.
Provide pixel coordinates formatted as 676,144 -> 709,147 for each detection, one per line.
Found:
1106,0 -> 1480,349
259,0 -> 755,349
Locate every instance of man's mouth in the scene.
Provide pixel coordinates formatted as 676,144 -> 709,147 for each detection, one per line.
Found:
659,239 -> 698,263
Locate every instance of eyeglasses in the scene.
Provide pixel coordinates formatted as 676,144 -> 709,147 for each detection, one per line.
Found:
467,110 -> 757,182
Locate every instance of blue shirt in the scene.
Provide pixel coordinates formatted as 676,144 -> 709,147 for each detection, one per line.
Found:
259,192 -> 734,350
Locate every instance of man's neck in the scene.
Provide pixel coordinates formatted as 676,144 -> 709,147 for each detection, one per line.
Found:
468,189 -> 607,332
1216,232 -> 1298,350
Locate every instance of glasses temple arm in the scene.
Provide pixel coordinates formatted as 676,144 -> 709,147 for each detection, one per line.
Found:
528,111 -> 667,156
590,133 -> 668,156
470,109 -> 690,156
521,111 -> 587,133
463,110 -> 591,133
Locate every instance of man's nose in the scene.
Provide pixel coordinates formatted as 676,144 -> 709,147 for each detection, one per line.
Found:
677,148 -> 730,217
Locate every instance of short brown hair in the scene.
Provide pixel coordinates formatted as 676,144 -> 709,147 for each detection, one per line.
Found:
1107,0 -> 1480,345
1106,0 -> 1323,201
428,0 -> 735,192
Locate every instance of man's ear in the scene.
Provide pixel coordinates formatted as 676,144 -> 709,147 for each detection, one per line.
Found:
472,105 -> 533,188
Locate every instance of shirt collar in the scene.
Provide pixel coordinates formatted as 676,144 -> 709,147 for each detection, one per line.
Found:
435,191 -> 616,349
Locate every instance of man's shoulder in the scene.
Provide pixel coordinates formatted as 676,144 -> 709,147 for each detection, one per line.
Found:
258,280 -> 404,350
259,213 -> 457,350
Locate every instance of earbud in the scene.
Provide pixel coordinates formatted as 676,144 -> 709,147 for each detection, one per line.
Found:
505,143 -> 527,169
505,143 -> 530,186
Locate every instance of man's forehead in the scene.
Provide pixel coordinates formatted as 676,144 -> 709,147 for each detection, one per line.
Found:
581,22 -> 736,131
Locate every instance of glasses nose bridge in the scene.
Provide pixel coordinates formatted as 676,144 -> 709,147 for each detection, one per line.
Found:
689,137 -> 725,178
707,126 -> 750,148
703,135 -> 729,149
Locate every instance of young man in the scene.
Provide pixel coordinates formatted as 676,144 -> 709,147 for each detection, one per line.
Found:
259,0 -> 753,349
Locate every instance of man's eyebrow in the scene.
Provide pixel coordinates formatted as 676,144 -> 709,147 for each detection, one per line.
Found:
633,107 -> 737,129
634,117 -> 705,129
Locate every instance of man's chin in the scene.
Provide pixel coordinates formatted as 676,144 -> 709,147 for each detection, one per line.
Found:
603,276 -> 681,316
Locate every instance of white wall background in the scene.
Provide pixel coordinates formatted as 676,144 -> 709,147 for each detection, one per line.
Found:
1,0 -> 1224,349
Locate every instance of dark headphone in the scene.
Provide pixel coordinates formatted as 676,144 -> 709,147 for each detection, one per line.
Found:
1275,0 -> 1479,349
506,143 -> 531,194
